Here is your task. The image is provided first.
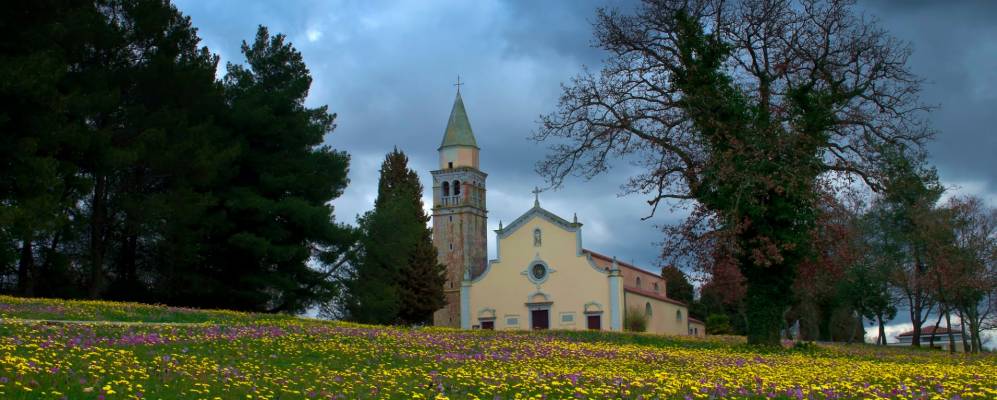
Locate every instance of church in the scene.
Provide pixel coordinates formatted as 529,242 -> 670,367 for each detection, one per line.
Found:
429,89 -> 705,337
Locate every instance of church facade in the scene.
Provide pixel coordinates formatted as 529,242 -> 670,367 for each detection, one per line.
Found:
430,90 -> 704,337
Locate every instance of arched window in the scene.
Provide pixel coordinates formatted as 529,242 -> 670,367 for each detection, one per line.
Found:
653,282 -> 659,292
676,310 -> 682,321
442,181 -> 450,196
453,180 -> 461,195
645,302 -> 652,317
635,277 -> 642,288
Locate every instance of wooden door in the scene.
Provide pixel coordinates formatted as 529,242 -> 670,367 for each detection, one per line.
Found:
531,309 -> 549,330
480,320 -> 494,330
586,315 -> 601,330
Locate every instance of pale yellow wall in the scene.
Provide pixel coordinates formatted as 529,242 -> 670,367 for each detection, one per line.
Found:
625,291 -> 689,336
439,146 -> 479,169
468,213 -> 615,331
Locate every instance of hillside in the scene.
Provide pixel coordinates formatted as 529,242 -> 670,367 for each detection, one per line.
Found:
0,296 -> 994,399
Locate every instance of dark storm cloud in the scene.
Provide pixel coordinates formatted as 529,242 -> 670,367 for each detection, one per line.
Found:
856,0 -> 997,204
173,0 -> 994,281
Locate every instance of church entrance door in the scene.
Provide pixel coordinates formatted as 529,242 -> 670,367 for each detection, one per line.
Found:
531,309 -> 549,330
586,315 -> 601,330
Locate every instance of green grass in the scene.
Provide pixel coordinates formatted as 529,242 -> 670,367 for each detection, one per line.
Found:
0,295 -> 294,324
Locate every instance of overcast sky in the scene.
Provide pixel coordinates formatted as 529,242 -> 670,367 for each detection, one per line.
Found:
173,0 -> 996,341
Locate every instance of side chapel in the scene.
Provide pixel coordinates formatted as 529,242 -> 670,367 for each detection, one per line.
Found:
430,87 -> 704,337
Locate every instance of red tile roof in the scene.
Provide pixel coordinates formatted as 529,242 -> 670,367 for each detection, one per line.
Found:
623,287 -> 688,307
584,249 -> 653,276
896,326 -> 961,337
688,317 -> 705,325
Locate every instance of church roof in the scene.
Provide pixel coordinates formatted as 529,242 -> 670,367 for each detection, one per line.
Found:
439,91 -> 479,149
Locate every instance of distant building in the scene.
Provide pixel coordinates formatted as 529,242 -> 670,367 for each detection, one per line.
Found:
892,326 -> 970,352
430,87 -> 702,337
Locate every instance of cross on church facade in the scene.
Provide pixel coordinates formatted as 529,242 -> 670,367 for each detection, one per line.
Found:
532,186 -> 542,207
454,75 -> 464,93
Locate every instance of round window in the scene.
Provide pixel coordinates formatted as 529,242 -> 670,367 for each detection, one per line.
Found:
531,263 -> 547,280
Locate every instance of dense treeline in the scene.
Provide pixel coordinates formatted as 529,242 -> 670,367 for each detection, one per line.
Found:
682,146 -> 996,352
0,0 -> 356,313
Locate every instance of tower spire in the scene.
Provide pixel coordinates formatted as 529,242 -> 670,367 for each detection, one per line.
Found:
439,84 -> 478,150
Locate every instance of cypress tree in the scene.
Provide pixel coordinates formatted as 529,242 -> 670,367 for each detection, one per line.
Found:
346,149 -> 444,325
398,207 -> 446,325
661,265 -> 694,305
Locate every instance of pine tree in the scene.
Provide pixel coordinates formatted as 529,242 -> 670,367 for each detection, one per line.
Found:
0,0 -> 91,296
98,0 -> 232,302
202,26 -> 353,313
346,149 -> 444,325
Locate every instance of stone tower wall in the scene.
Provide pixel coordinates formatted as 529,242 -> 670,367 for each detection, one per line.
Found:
431,168 -> 487,327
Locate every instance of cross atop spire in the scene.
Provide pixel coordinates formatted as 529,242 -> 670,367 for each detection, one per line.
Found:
454,75 -> 464,93
532,186 -> 542,207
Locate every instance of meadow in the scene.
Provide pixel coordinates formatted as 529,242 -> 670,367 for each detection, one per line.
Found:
1,295 -> 994,399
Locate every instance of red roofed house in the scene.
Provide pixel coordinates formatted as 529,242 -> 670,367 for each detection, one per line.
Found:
893,326 -> 969,352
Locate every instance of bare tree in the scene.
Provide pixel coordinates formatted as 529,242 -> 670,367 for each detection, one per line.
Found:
946,195 -> 997,353
534,0 -> 931,344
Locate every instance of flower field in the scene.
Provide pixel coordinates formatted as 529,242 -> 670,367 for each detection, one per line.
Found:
1,296 -> 995,399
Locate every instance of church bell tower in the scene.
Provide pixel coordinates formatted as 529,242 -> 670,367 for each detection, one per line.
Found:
431,84 -> 487,328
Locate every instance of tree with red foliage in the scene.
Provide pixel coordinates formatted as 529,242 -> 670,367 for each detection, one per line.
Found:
697,252 -> 748,334
792,192 -> 865,341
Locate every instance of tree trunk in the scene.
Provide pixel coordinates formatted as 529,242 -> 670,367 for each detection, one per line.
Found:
910,253 -> 926,347
957,310 -> 970,353
16,237 -> 35,296
742,257 -> 793,346
907,292 -> 921,347
967,312 -> 982,354
928,308 -> 944,349
88,173 -> 107,299
38,232 -> 61,297
118,231 -> 138,298
818,303 -> 833,342
974,322 -> 983,354
848,310 -> 859,344
877,315 -> 887,346
944,311 -> 955,354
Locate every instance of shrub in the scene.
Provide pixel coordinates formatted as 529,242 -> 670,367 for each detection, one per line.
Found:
624,307 -> 648,332
706,313 -> 732,335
